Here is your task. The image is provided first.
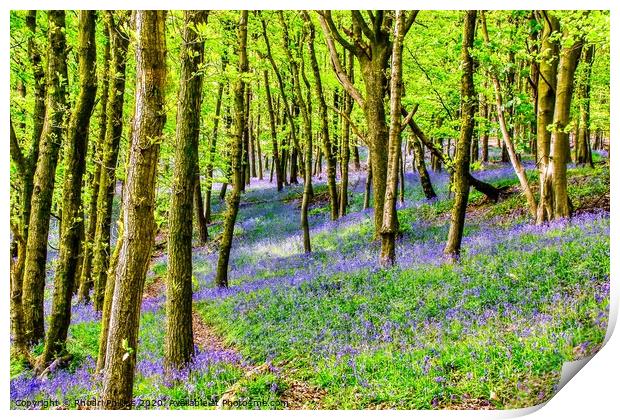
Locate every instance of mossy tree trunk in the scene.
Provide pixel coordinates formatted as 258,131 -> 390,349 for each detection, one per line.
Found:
92,11 -> 130,311
444,10 -> 477,260
79,21 -> 110,302
22,10 -> 69,344
40,10 -> 98,367
101,11 -> 167,406
215,11 -> 248,288
165,10 -> 209,371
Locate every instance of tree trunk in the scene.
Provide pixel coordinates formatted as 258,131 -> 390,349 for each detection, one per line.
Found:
194,172 -> 209,244
546,31 -> 584,220
576,45 -> 595,166
22,11 -> 69,344
339,49 -> 353,217
204,82 -> 224,223
412,134 -> 437,199
263,70 -> 283,191
92,11 -> 130,312
165,10 -> 208,371
306,18 -> 339,221
215,11 -> 248,288
444,10 -> 477,260
101,11 -> 167,407
380,11 -> 408,266
481,12 -> 537,219
79,21 -> 110,302
363,151 -> 372,210
535,11 -> 560,224
40,10 -> 97,367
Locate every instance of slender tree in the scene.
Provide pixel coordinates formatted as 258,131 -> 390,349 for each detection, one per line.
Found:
215,11 -> 248,288
306,13 -> 339,220
204,81 -> 225,223
444,10 -> 477,259
22,11 -> 68,344
101,10 -> 167,406
165,10 -> 209,370
380,11 -> 415,266
576,44 -> 595,166
40,11 -> 98,367
263,69 -> 283,191
79,20 -> 111,302
91,11 -> 130,311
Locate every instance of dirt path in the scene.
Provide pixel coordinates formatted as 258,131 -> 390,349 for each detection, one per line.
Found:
143,275 -> 326,409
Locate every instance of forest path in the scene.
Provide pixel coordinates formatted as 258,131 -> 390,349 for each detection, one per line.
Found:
144,269 -> 326,408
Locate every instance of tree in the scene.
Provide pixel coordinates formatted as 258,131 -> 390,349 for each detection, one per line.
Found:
40,10 -> 98,367
263,69 -> 283,191
543,25 -> 584,219
379,11 -> 417,266
165,10 -> 209,371
101,10 -> 167,406
78,19 -> 111,302
304,12 -> 339,221
22,10 -> 68,344
535,11 -> 560,224
91,11 -> 131,311
576,44 -> 595,166
318,11 -> 397,235
215,11 -> 248,288
480,12 -> 537,218
444,10 -> 477,259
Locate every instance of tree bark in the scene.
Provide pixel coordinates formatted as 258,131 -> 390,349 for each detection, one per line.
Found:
380,10 -> 408,266
535,11 -> 560,224
263,69 -> 283,191
576,45 -> 595,166
204,82 -> 225,223
22,11 -> 69,344
481,12 -> 537,219
79,20 -> 110,302
92,11 -> 130,311
40,11 -> 97,367
546,30 -> 584,219
306,15 -> 339,221
444,10 -> 477,260
215,11 -> 248,288
411,134 -> 437,199
165,10 -> 209,371
339,49 -> 354,217
101,11 -> 167,406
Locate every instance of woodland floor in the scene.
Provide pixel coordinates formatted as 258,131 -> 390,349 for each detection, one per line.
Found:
10,147 -> 611,410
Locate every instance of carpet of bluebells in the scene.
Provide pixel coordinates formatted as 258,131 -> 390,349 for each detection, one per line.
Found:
10,148 -> 610,409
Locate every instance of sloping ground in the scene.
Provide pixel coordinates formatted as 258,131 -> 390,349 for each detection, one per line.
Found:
10,155 -> 610,410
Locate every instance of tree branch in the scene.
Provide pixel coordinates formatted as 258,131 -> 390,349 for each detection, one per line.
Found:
404,11 -> 420,35
400,104 -> 419,132
352,11 -> 374,41
317,13 -> 365,109
316,11 -> 356,54
328,104 -> 367,145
